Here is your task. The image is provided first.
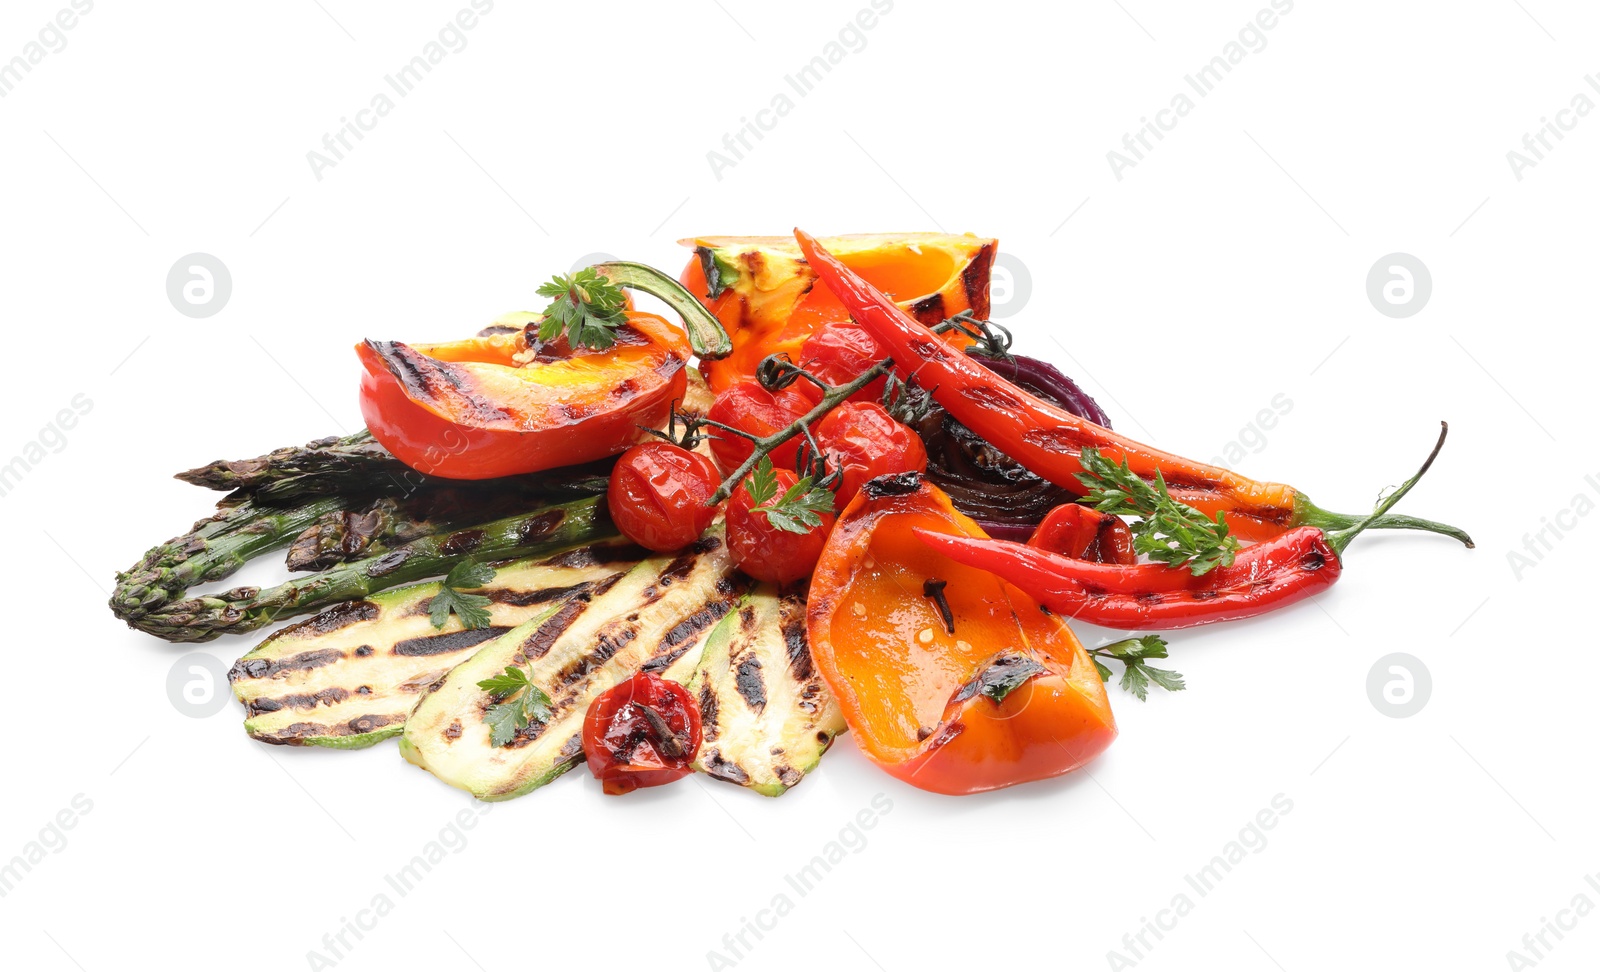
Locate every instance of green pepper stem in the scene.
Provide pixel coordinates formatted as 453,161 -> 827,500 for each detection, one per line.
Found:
593,261 -> 733,360
1321,422 -> 1469,557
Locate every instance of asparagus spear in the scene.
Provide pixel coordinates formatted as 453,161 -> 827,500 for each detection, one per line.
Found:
174,432 -> 401,493
128,496 -> 613,643
112,493 -> 359,623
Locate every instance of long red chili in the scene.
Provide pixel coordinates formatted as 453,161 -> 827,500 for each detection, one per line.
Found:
914,425 -> 1458,630
792,228 -> 1472,548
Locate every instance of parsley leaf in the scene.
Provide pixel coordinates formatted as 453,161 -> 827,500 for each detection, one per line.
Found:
427,560 -> 496,630
1087,636 -> 1186,702
534,268 -> 629,351
743,457 -> 835,535
476,666 -> 554,747
1074,447 -> 1239,576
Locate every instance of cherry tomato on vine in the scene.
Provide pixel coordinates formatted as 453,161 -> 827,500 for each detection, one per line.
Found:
727,459 -> 837,584
814,402 -> 929,508
706,379 -> 817,476
606,442 -> 721,552
582,672 -> 702,796
798,320 -> 890,404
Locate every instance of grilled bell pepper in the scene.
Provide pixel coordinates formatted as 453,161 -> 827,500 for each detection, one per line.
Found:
358,311 -> 690,480
792,229 -> 1472,547
806,472 -> 1116,795
1029,503 -> 1136,565
918,424 -> 1463,629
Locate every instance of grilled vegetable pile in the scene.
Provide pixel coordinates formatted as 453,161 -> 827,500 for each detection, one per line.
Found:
111,230 -> 1472,800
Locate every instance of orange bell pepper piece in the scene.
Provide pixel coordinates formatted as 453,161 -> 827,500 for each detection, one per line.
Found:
806,472 -> 1116,795
357,311 -> 690,480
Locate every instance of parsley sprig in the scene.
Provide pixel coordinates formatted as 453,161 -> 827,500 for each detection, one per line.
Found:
535,268 -> 628,350
1087,636 -> 1185,701
476,666 -> 554,747
428,560 -> 495,630
743,456 -> 835,534
1075,447 -> 1239,576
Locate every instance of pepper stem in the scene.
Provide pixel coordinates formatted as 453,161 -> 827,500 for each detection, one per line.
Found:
593,261 -> 734,360
1320,422 -> 1470,557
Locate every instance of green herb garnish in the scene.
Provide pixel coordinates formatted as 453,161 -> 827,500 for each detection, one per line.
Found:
1087,636 -> 1185,701
535,267 -> 629,350
476,666 -> 554,747
1075,447 -> 1239,575
743,456 -> 835,534
428,560 -> 495,630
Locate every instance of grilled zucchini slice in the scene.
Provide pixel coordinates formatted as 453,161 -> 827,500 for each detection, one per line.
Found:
229,541 -> 641,749
687,586 -> 846,796
400,530 -> 743,800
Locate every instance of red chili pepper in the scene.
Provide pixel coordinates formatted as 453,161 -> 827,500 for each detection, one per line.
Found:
1029,504 -> 1136,565
792,229 -> 1472,548
916,426 -> 1459,629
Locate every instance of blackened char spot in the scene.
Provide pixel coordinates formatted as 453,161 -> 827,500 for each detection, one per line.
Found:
541,542 -> 649,569
392,626 -> 509,656
439,529 -> 486,557
735,656 -> 767,713
660,597 -> 736,648
1300,550 -> 1328,572
782,611 -> 813,681
520,595 -> 595,660
515,510 -> 566,546
702,750 -> 751,785
909,293 -> 945,324
246,686 -> 351,717
229,648 -> 344,683
366,549 -> 411,577
487,580 -> 600,607
962,243 -> 996,318
699,683 -> 720,741
862,471 -> 923,499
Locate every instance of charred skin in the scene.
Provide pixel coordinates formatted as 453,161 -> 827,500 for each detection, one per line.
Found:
230,541 -> 643,748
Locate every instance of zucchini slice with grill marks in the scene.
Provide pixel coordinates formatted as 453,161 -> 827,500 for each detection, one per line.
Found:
687,585 -> 846,796
229,541 -> 642,749
400,529 -> 744,800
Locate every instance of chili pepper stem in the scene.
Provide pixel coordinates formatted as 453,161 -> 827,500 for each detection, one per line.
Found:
1321,422 -> 1468,557
705,357 -> 895,505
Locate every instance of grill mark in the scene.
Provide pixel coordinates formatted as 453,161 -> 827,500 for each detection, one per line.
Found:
519,595 -> 597,661
660,596 -> 736,648
230,648 -> 344,683
487,579 -> 602,607
862,471 -> 923,499
272,600 -> 379,640
699,682 -> 720,741
702,750 -> 750,785
552,627 -> 636,688
735,656 -> 767,713
392,626 -> 509,657
515,510 -> 566,546
246,686 -> 350,717
782,611 -> 813,681
775,765 -> 803,788
254,712 -> 401,744
366,549 -> 411,577
541,542 -> 649,569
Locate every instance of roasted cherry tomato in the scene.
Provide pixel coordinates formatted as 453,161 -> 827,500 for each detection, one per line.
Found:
582,672 -> 702,796
814,402 -> 929,508
1028,503 -> 1137,565
607,442 -> 721,552
705,379 -> 816,476
727,466 -> 836,583
797,320 -> 890,403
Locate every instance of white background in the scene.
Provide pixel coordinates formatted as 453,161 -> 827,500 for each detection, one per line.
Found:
1,1 -> 1595,970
